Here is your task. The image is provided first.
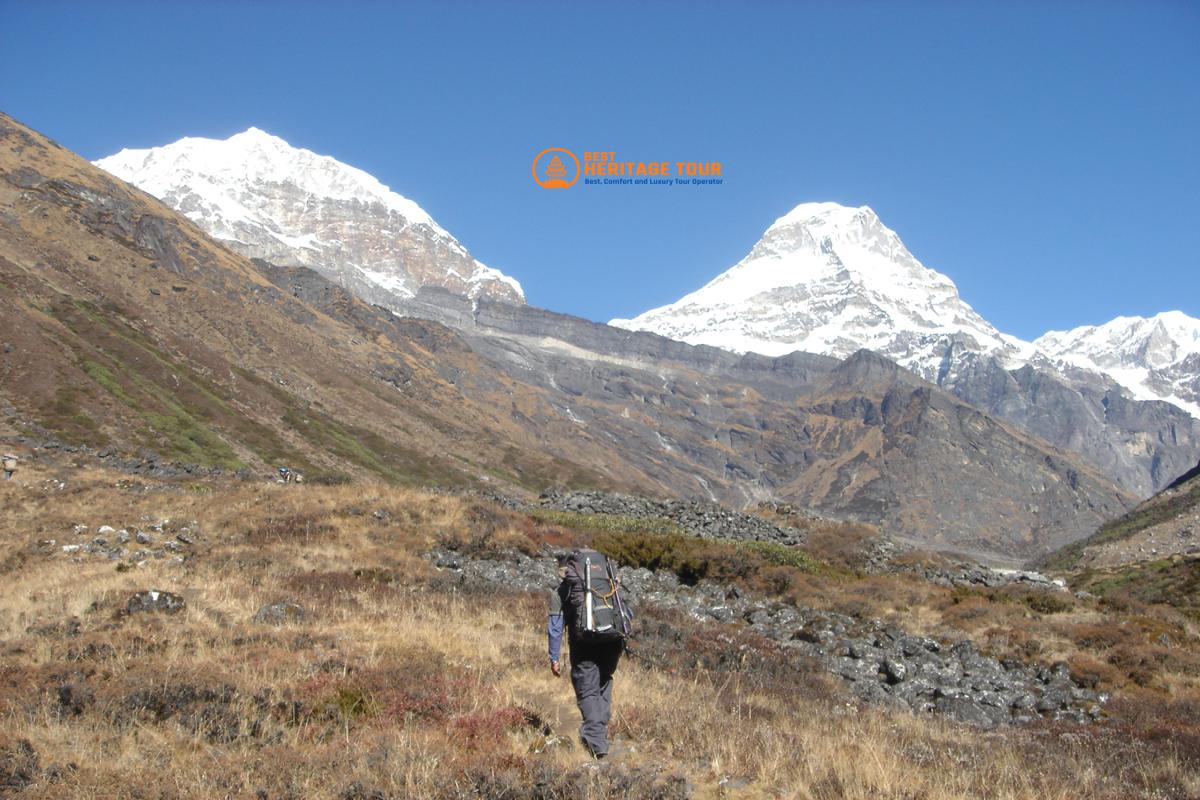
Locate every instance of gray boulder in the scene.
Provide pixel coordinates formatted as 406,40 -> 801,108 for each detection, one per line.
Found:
253,601 -> 306,625
127,590 -> 185,615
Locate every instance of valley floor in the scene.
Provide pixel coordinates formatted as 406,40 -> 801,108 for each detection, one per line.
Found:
0,459 -> 1197,799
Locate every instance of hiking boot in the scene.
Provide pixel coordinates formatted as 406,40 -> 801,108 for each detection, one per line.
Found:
580,737 -> 607,760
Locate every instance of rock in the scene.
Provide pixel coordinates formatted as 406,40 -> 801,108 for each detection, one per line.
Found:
717,775 -> 752,791
127,590 -> 185,615
707,606 -> 735,622
936,695 -> 1005,727
253,601 -> 305,625
1036,688 -> 1070,713
434,552 -> 462,569
883,659 -> 907,684
833,658 -> 871,682
135,531 -> 152,545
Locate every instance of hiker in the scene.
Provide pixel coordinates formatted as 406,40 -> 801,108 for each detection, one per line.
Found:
548,550 -> 633,760
2,453 -> 16,481
277,466 -> 292,484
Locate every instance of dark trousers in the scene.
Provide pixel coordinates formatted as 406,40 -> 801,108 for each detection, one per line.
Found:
569,639 -> 623,756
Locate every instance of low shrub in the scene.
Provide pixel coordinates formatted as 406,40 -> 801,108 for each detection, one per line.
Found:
246,514 -> 335,545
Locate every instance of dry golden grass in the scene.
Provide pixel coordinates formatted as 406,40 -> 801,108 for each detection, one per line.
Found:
0,464 -> 1197,798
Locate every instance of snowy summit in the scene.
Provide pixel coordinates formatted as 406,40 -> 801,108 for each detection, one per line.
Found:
613,201 -> 1199,418
1034,311 -> 1200,416
95,128 -> 524,305
612,202 -> 1023,374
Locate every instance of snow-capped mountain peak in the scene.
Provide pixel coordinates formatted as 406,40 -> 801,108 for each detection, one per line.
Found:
612,200 -> 1199,419
1033,311 -> 1200,416
611,200 -> 1020,376
94,128 -> 523,304
1036,311 -> 1200,369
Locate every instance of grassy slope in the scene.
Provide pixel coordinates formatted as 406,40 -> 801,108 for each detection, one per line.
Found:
1041,465 -> 1200,624
0,461 -> 1197,799
1044,472 -> 1200,573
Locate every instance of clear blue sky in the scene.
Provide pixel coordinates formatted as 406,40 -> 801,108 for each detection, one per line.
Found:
3,0 -> 1197,339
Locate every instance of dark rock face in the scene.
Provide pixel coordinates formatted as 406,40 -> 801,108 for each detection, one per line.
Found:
414,288 -> 1197,496
127,590 -> 186,615
429,549 -> 1104,727
938,351 -> 1200,497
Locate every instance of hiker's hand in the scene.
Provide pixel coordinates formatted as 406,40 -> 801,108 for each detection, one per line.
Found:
550,660 -> 561,677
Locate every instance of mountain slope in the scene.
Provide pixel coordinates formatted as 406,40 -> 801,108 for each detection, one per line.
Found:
93,128 -> 523,306
1045,458 -> 1200,572
0,113 -> 586,490
377,287 -> 1136,564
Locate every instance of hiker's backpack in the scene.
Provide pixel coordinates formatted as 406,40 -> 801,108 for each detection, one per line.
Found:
565,549 -> 633,642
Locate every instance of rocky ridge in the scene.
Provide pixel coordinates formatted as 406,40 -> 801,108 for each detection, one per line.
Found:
45,517 -> 199,566
1035,311 -> 1200,418
537,490 -> 809,546
611,202 -> 1199,421
611,202 -> 1019,374
430,548 -> 1104,728
1045,458 -> 1200,571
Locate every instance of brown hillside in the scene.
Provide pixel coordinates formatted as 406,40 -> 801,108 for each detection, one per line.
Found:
0,113 -> 615,491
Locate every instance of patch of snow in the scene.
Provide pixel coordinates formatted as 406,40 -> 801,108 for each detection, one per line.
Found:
357,266 -> 415,299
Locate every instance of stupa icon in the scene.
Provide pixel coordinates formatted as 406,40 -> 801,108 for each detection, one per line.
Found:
534,149 -> 576,188
544,155 -> 567,180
